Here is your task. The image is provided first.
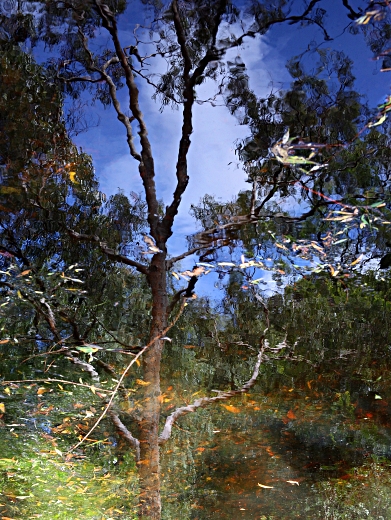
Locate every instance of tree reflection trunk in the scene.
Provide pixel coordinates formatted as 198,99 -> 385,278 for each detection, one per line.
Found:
138,254 -> 168,519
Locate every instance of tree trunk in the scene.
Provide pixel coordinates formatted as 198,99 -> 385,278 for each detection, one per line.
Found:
138,254 -> 168,519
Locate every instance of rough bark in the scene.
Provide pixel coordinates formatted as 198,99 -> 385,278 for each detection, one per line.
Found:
137,254 -> 168,519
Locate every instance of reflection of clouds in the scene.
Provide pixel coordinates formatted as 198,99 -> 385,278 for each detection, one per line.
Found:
0,0 -> 17,15
98,35 -> 285,229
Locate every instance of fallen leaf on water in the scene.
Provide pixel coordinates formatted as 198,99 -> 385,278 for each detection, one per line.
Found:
136,379 -> 151,386
286,480 -> 299,486
258,483 -> 274,489
286,409 -> 296,420
222,404 -> 241,413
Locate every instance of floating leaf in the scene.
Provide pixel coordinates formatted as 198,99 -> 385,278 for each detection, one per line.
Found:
17,270 -> 31,277
222,404 -> 241,413
368,114 -> 387,127
286,409 -> 296,420
258,483 -> 274,489
350,255 -> 363,266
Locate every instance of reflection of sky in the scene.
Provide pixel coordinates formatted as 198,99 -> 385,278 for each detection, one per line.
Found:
43,2 -> 391,276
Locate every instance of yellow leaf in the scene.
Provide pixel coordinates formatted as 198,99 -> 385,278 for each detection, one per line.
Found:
222,404 -> 241,414
136,379 -> 151,386
258,483 -> 274,489
135,359 -> 140,367
171,272 -> 180,280
0,403 -> 5,413
37,387 -> 48,395
90,385 -> 96,394
17,290 -> 23,299
69,171 -> 78,183
350,255 -> 363,266
4,387 -> 11,395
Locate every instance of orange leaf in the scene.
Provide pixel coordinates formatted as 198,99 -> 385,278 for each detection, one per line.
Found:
286,409 -> 296,420
0,339 -> 9,345
222,404 -> 241,413
37,387 -> 49,395
17,270 -> 31,277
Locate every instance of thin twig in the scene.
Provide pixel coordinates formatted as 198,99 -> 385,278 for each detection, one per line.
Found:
68,298 -> 187,453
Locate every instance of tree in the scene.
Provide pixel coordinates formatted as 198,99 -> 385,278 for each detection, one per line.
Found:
2,1 -> 391,519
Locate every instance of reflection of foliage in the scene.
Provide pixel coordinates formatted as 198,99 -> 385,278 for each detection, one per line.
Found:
306,458 -> 391,520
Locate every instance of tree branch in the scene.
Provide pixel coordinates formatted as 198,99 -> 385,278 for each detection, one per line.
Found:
107,409 -> 140,462
159,0 -> 228,242
159,343 -> 265,444
93,0 -> 160,240
67,229 -> 149,275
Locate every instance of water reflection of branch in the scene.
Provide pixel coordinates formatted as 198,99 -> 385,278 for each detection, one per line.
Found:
159,342 -> 266,444
108,409 -> 140,462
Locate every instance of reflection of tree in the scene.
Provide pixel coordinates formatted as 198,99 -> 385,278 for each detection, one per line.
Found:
2,1 -> 391,519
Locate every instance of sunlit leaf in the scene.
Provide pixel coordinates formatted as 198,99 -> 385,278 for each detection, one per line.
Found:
368,114 -> 387,127
0,403 -> 5,413
222,404 -> 241,413
136,379 -> 151,386
258,483 -> 274,489
286,480 -> 299,486
350,255 -> 364,266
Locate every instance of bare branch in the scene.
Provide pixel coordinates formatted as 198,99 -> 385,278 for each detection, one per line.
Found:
159,344 -> 265,444
67,230 -> 149,275
107,409 -> 140,462
159,0 -> 228,242
93,0 -> 160,239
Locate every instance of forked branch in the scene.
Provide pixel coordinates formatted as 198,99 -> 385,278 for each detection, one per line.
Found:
159,342 -> 265,444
